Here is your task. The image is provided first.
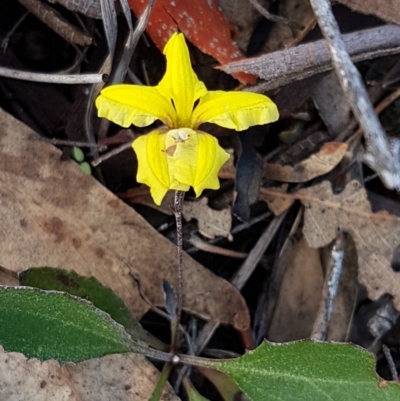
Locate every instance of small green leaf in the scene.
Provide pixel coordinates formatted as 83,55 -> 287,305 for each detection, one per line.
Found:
72,146 -> 85,163
19,267 -> 166,350
80,161 -> 92,175
203,341 -> 400,401
0,286 -> 139,363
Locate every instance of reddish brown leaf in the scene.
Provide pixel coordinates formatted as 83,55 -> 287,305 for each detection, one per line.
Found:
128,0 -> 256,84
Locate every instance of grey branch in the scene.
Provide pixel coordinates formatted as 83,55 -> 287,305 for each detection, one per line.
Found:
309,0 -> 400,190
221,25 -> 400,92
0,67 -> 104,84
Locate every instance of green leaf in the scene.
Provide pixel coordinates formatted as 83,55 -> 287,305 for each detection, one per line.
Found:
80,161 -> 92,175
202,341 -> 400,401
72,146 -> 85,163
0,286 -> 140,363
19,267 -> 166,351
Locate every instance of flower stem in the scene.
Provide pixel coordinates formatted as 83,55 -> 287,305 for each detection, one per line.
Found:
172,190 -> 185,352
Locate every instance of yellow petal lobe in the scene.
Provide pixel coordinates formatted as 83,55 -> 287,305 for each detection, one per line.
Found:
132,129 -> 189,205
96,85 -> 177,128
132,128 -> 229,205
157,33 -> 207,127
166,129 -> 230,197
191,90 -> 279,131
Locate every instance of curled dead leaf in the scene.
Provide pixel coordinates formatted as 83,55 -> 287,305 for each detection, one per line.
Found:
264,142 -> 349,183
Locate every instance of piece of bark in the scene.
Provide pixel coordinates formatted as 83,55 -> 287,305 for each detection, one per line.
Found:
0,109 -> 250,331
221,25 -> 400,83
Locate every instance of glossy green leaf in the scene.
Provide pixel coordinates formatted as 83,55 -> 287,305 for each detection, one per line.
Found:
19,267 -> 166,350
199,341 -> 400,401
0,286 -> 140,363
72,146 -> 85,163
80,161 -> 92,175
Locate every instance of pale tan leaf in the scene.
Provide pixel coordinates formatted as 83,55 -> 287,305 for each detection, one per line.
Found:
259,184 -> 295,216
268,235 -> 324,341
183,198 -> 232,240
298,180 -> 400,311
0,109 -> 249,331
264,142 -> 349,183
0,347 -> 178,401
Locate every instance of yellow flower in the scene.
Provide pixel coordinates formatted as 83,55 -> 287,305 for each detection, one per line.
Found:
96,33 -> 279,205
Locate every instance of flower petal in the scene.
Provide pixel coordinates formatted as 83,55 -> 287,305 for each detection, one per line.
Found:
191,90 -> 279,131
96,85 -> 177,128
132,129 -> 189,205
166,129 -> 230,197
157,33 -> 207,127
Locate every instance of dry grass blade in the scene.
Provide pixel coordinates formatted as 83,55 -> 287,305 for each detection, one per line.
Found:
100,0 -> 117,58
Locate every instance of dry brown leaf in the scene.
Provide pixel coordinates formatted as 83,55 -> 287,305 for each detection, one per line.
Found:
0,109 -> 249,331
259,184 -> 295,216
264,142 -> 349,183
298,180 -> 400,311
183,198 -> 232,240
268,235 -> 324,341
336,0 -> 400,26
0,347 -> 178,401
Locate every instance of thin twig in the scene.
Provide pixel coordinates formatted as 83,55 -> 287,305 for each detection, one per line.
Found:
311,233 -> 345,340
172,190 -> 185,353
231,212 -> 288,289
189,234 -> 248,259
0,67 -> 105,84
1,10 -> 29,52
382,344 -> 399,383
247,0 -> 298,27
309,0 -> 400,191
91,141 -> 133,167
31,136 -> 107,150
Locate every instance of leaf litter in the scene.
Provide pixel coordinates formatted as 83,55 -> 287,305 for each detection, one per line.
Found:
2,0 -> 400,399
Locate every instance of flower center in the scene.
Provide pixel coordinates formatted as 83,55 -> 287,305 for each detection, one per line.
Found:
169,128 -> 191,142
